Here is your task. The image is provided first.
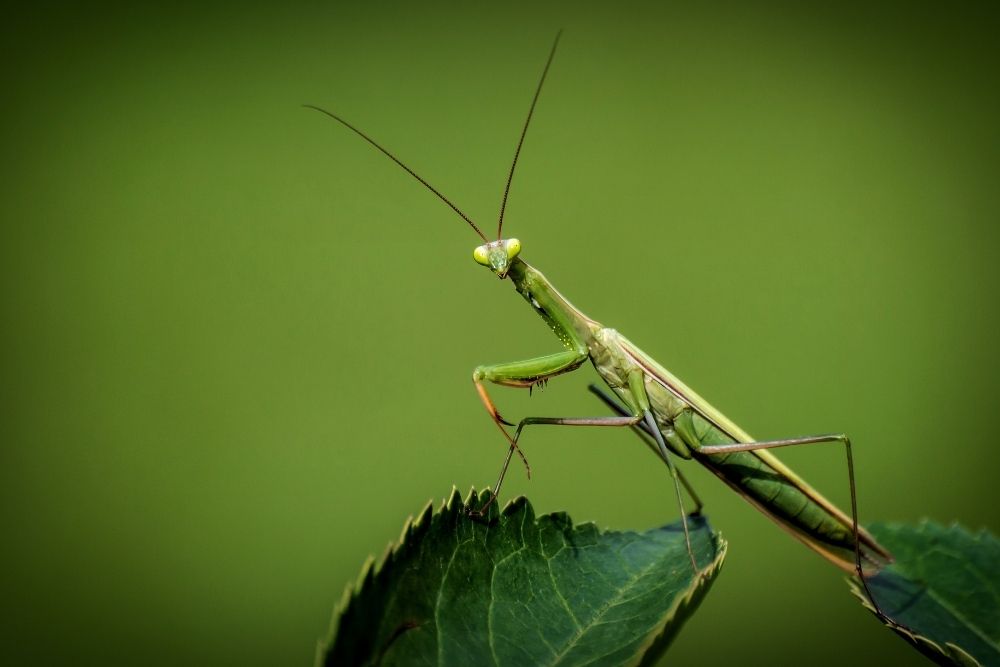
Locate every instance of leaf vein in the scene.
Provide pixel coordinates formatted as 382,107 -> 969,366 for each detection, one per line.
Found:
435,530 -> 475,666
925,586 -> 1000,654
550,541 -> 672,665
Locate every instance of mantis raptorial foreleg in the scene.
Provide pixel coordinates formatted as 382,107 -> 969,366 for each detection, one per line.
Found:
470,349 -> 588,483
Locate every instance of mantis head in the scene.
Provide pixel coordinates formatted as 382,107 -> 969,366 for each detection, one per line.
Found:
473,239 -> 521,279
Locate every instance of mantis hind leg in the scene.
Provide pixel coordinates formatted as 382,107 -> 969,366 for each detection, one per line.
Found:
640,409 -> 699,571
695,434 -> 890,624
588,384 -> 705,514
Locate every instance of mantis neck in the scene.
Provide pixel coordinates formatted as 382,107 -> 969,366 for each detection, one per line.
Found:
506,257 -> 599,352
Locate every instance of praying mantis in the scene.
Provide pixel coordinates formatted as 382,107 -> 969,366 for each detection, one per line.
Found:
308,31 -> 892,618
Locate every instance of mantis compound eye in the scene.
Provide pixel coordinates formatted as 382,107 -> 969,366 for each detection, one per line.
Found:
504,238 -> 521,259
473,244 -> 491,266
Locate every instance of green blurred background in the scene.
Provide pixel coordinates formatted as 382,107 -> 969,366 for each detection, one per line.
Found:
2,1 -> 998,665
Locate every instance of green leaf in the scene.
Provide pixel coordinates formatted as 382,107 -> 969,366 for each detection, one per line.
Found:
849,521 -> 1000,667
318,488 -> 726,667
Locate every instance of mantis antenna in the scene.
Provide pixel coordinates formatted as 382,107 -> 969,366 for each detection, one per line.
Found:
497,30 -> 562,239
306,30 -> 563,244
303,104 -> 489,242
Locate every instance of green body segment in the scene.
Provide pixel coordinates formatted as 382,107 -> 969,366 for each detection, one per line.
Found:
495,256 -> 890,573
677,410 -> 855,558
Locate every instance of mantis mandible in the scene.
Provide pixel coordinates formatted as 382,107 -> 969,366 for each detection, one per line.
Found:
308,32 -> 892,619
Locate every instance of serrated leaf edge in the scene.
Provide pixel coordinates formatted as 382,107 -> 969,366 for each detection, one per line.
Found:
847,578 -> 981,667
316,486 -> 518,665
847,520 -> 997,667
632,532 -> 728,667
